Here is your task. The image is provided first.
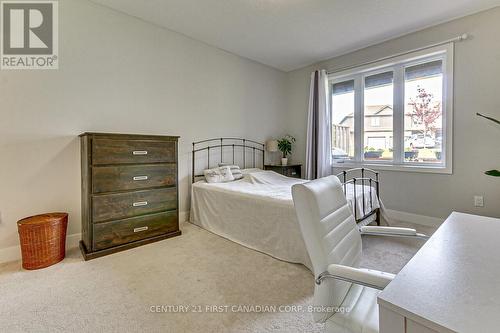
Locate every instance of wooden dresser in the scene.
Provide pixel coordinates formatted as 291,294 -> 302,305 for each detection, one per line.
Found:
79,133 -> 181,260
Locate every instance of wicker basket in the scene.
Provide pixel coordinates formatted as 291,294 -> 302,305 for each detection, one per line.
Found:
17,213 -> 68,270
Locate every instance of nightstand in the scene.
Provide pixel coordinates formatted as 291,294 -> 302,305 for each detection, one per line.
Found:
264,164 -> 302,179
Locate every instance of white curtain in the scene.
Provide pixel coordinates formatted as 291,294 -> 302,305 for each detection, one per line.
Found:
305,70 -> 332,180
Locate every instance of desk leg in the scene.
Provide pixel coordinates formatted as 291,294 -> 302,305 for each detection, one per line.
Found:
379,305 -> 405,333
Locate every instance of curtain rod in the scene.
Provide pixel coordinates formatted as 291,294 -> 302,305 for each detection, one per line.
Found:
326,33 -> 468,75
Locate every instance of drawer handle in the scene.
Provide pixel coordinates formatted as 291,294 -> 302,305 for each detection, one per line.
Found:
133,150 -> 148,155
134,226 -> 149,233
133,201 -> 148,207
133,175 -> 148,181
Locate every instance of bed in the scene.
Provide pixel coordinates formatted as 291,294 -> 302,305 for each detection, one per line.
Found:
190,138 -> 381,269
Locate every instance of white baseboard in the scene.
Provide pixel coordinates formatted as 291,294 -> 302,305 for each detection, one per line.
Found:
0,232 -> 81,265
384,209 -> 444,227
179,210 -> 189,223
0,211 -> 190,265
0,246 -> 22,265
4,210 -> 439,263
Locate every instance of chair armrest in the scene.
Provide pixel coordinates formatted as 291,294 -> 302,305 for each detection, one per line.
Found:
360,226 -> 429,239
315,264 -> 395,290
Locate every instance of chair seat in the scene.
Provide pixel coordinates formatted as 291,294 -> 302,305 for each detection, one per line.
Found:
325,284 -> 380,333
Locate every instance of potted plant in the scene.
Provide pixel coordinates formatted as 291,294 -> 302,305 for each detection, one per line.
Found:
277,135 -> 296,166
364,147 -> 383,159
477,113 -> 500,177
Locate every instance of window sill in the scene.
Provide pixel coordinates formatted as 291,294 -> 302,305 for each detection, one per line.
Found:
332,161 -> 452,174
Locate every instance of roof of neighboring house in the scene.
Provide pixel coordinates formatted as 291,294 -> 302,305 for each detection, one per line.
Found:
366,105 -> 393,116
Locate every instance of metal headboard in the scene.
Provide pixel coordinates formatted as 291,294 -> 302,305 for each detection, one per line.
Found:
192,138 -> 265,183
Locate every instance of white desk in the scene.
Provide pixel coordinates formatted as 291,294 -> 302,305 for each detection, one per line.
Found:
378,212 -> 500,333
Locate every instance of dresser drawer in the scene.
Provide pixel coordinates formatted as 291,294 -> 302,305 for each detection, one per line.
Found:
92,164 -> 176,193
93,211 -> 178,251
92,187 -> 177,223
92,138 -> 176,165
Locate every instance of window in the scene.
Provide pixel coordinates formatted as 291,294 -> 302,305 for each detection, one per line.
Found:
404,60 -> 443,164
364,71 -> 393,161
332,79 -> 355,160
330,44 -> 453,173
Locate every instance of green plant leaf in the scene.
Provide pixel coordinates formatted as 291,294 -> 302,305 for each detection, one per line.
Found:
485,170 -> 500,177
277,135 -> 296,157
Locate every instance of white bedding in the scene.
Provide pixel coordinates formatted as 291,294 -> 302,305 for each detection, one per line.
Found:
189,170 -> 379,269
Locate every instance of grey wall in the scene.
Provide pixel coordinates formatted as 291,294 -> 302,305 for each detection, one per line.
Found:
0,0 -> 288,250
286,7 -> 500,220
1,1 -> 499,255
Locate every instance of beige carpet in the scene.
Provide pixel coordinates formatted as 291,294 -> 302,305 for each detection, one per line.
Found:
0,221 -> 434,333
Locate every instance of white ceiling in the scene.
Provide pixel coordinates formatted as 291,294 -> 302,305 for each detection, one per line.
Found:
90,0 -> 500,71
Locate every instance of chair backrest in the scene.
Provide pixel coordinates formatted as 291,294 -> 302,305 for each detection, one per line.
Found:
292,175 -> 362,323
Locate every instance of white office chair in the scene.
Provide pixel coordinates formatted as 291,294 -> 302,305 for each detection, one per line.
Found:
291,175 -> 427,333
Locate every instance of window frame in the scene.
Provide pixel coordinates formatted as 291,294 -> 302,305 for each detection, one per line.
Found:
329,43 -> 454,174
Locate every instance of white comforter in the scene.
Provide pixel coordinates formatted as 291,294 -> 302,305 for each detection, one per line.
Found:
190,170 -> 379,270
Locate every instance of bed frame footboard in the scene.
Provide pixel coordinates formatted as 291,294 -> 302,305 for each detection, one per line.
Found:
336,168 -> 381,226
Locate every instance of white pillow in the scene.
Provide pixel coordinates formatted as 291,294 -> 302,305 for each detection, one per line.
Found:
218,164 -> 243,180
204,166 -> 235,183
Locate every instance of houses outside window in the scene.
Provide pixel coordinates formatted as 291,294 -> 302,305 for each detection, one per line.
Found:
371,117 -> 381,127
330,44 -> 453,173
